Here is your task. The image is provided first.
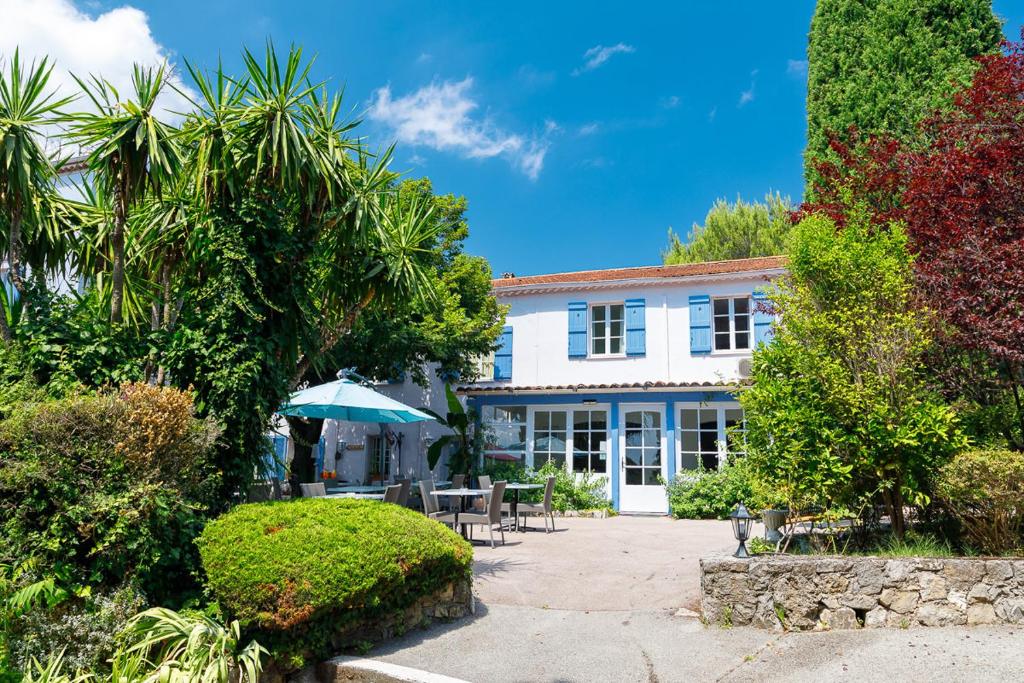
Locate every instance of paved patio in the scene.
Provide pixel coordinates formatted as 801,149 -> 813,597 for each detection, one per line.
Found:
370,516 -> 1021,682
472,516 -> 735,612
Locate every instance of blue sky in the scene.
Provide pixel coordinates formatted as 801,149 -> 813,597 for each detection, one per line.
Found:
12,1 -> 1024,276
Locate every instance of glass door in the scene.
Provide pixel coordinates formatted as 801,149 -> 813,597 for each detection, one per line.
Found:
618,405 -> 668,513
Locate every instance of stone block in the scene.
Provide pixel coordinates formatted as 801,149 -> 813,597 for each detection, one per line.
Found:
985,560 -> 1014,583
816,559 -> 854,573
919,574 -> 948,602
994,597 -> 1024,624
941,560 -> 986,586
822,606 -> 860,630
916,603 -> 966,627
947,589 -> 968,611
968,583 -> 994,604
864,606 -> 888,628
840,593 -> 880,611
879,588 -> 919,614
968,603 -> 997,625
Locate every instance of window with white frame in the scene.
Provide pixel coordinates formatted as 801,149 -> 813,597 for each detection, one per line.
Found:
713,296 -> 751,351
481,406 -> 526,465
572,409 -> 608,473
474,351 -> 495,380
678,406 -> 746,471
533,410 -> 568,469
590,303 -> 625,356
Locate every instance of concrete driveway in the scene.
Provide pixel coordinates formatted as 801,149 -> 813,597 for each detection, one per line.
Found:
369,516 -> 1022,682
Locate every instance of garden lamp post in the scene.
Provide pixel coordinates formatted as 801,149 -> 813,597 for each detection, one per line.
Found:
730,503 -> 756,558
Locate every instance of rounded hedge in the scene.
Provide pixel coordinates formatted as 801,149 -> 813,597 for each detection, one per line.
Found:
197,498 -> 473,664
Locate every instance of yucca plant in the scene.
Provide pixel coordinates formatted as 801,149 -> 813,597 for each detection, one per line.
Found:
0,48 -> 74,340
114,607 -> 265,683
69,64 -> 181,324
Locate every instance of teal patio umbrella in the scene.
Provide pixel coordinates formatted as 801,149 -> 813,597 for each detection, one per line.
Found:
278,378 -> 435,424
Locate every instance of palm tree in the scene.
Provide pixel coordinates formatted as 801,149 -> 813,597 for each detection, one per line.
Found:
0,49 -> 73,340
69,63 -> 181,323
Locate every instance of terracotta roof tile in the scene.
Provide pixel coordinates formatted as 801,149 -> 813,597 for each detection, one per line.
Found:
456,380 -> 748,394
492,256 -> 787,289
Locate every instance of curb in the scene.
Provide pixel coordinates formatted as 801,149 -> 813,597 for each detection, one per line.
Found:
321,656 -> 470,683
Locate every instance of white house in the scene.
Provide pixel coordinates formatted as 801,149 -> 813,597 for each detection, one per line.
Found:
458,256 -> 786,514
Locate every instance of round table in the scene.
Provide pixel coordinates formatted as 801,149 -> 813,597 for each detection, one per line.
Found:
430,488 -> 492,538
504,482 -> 543,531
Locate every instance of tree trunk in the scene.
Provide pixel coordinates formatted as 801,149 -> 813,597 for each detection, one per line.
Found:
884,485 -> 906,540
285,415 -> 324,485
0,300 -> 11,343
6,209 -> 28,299
110,182 -> 127,324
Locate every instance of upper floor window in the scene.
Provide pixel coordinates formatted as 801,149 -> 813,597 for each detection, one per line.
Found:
474,351 -> 495,380
713,296 -> 751,351
590,303 -> 624,356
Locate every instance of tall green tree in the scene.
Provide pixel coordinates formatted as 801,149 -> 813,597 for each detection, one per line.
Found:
662,193 -> 791,265
740,213 -> 965,537
0,50 -> 73,339
805,0 -> 1001,184
331,178 -> 506,385
70,64 -> 182,324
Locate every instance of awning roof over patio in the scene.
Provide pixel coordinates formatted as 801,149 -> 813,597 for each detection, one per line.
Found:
456,380 -> 748,396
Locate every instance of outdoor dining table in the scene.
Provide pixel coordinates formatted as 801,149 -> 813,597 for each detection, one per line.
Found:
325,492 -> 385,500
429,488 -> 491,539
504,482 -> 543,531
331,484 -> 387,494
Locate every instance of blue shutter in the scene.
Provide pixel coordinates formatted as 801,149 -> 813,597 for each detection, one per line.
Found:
568,302 -> 587,358
752,290 -> 774,346
625,298 -> 646,357
494,325 -> 513,380
689,294 -> 712,354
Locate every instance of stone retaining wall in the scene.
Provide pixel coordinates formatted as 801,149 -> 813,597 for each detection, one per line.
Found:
701,555 -> 1024,630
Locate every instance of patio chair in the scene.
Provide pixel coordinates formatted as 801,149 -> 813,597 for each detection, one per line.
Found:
247,481 -> 274,502
444,474 -> 466,511
518,476 -> 556,533
419,480 -> 456,528
300,482 -> 326,498
460,481 -> 507,548
383,484 -> 403,504
475,474 -> 511,516
396,478 -> 412,506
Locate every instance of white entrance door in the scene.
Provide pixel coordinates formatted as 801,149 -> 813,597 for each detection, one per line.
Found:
619,405 -> 668,513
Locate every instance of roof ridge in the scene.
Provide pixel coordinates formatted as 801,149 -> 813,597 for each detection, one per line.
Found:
492,255 -> 787,288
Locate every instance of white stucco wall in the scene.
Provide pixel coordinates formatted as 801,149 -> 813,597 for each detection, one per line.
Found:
472,270 -> 781,389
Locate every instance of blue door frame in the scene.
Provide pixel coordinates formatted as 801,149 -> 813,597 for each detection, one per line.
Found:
467,390 -> 738,511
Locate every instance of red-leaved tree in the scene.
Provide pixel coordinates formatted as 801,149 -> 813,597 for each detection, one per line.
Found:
801,32 -> 1024,449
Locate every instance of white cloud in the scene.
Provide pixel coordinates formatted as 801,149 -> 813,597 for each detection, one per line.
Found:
573,43 -> 635,75
0,0 -> 193,124
661,95 -> 680,109
738,69 -> 759,107
416,52 -> 433,64
708,106 -> 718,122
577,122 -> 600,136
787,59 -> 808,78
368,77 -> 550,180
544,119 -> 561,134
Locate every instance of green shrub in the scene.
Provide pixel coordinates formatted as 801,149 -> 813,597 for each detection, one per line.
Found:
667,457 -> 766,520
0,384 -> 220,604
481,461 -> 610,512
8,583 -> 146,676
197,498 -> 473,668
936,449 -> 1024,555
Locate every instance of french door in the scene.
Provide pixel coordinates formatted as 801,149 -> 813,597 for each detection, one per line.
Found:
618,404 -> 668,513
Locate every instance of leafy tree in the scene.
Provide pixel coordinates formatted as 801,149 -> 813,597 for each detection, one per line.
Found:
70,64 -> 182,324
332,178 -> 506,385
0,50 -> 73,339
662,193 -> 792,264
805,0 -> 1001,183
740,214 -> 965,538
800,35 -> 1024,449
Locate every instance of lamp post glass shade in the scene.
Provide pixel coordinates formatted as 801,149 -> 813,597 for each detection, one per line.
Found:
730,503 -> 756,558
